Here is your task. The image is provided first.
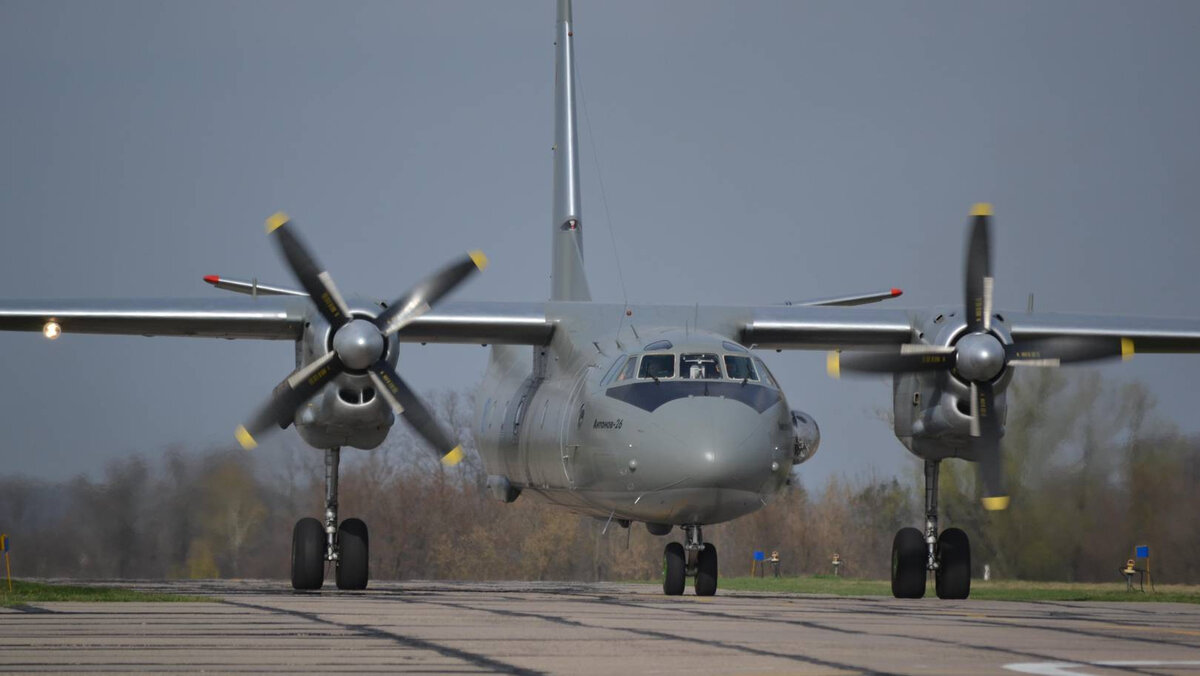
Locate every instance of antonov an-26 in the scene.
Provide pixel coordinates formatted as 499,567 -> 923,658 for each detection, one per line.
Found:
4,0 -> 1200,599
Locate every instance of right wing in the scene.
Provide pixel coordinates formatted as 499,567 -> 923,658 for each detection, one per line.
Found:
0,298 -> 554,345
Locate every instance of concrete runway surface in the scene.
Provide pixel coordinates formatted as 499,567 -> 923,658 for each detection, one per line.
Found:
3,580 -> 1200,675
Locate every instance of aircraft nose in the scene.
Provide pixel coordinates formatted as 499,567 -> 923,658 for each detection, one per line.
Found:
652,397 -> 787,492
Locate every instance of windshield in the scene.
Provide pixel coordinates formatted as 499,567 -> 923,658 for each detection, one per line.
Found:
680,353 -> 722,379
639,354 -> 675,379
724,355 -> 758,381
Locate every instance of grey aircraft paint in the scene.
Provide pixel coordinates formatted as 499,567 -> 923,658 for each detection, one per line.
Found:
3,0 -> 1200,596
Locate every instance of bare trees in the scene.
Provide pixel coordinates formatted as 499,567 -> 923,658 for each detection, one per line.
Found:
0,376 -> 1196,583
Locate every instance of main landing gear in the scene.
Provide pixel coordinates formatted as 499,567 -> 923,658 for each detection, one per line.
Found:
292,448 -> 370,591
663,525 -> 718,596
891,459 -> 970,599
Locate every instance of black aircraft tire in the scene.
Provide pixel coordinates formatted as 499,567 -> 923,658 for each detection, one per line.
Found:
336,518 -> 369,591
935,528 -> 971,600
891,527 -> 926,599
291,517 -> 325,591
694,543 -> 718,596
663,542 -> 686,596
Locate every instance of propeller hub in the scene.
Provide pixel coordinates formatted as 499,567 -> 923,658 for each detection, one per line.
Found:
332,319 -> 385,371
955,332 -> 1006,382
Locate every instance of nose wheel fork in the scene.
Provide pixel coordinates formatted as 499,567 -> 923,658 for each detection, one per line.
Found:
891,460 -> 971,599
663,525 -> 718,596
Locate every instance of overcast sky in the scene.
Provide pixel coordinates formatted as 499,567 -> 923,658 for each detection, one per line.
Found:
2,0 -> 1199,489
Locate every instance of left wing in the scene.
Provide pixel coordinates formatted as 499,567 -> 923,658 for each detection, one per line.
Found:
740,304 -> 1200,354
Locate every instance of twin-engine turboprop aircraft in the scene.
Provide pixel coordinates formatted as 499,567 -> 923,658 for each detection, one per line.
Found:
4,0 -> 1200,598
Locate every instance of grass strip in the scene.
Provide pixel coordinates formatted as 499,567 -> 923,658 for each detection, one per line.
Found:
1,580 -> 210,607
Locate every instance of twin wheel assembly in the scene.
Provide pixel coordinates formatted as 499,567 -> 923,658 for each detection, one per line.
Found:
890,459 -> 971,600
290,447 -> 370,591
662,526 -> 718,596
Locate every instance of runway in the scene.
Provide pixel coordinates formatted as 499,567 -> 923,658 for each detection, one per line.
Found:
3,580 -> 1200,675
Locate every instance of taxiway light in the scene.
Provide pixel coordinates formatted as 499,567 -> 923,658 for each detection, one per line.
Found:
42,321 -> 61,340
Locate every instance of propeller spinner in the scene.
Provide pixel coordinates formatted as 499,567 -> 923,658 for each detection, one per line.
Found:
828,204 -> 1133,510
234,212 -> 485,467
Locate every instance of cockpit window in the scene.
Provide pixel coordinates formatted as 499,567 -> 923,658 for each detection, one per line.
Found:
722,341 -> 749,353
639,354 -> 675,379
680,353 -> 722,379
754,357 -> 780,389
644,340 -> 673,351
615,355 -> 638,382
724,355 -> 758,381
601,356 -> 628,386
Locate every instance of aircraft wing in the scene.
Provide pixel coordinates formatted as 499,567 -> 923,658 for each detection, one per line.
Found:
0,298 -> 554,345
1007,312 -> 1200,353
741,306 -> 916,350
741,305 -> 1200,353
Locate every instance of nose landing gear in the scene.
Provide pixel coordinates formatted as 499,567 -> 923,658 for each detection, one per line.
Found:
291,447 -> 370,591
891,460 -> 971,599
663,525 -> 718,596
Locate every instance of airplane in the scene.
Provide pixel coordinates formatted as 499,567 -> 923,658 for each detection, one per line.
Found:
4,0 -> 1200,599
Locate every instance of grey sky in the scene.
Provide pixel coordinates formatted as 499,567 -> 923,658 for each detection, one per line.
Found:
2,1 -> 1199,488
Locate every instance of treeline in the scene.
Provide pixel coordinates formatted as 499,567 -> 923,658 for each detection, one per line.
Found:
1,374 -> 1197,583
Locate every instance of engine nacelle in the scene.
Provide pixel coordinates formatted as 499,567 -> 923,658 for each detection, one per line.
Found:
790,409 -> 820,465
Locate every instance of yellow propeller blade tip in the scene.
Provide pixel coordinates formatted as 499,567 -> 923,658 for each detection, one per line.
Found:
1121,338 -> 1135,361
981,495 -> 1010,511
442,445 -> 465,466
235,425 -> 258,450
971,203 -> 993,217
468,250 -> 489,270
826,351 -> 841,379
265,212 -> 290,233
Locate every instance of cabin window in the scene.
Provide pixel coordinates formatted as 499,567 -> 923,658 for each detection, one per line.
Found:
724,355 -> 759,381
754,358 -> 781,389
638,354 -> 675,379
616,356 -> 639,382
680,353 -> 722,379
644,339 -> 673,351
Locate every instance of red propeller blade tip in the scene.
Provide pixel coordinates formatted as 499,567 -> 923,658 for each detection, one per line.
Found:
891,288 -> 903,297
203,275 -> 220,284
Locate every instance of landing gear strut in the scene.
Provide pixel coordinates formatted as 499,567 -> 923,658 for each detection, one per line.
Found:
662,525 -> 718,596
890,459 -> 970,599
291,447 -> 369,591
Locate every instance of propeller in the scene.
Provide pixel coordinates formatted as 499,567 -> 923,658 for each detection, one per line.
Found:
234,212 -> 485,467
828,204 -> 1134,510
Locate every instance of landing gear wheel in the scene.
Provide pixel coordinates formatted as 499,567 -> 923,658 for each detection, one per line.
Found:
663,542 -> 686,596
891,527 -> 926,599
935,527 -> 970,600
291,517 -> 325,590
694,543 -> 718,596
335,518 -> 369,591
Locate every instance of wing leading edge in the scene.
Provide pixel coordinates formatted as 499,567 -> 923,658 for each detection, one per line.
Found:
0,298 -> 554,345
740,304 -> 1200,354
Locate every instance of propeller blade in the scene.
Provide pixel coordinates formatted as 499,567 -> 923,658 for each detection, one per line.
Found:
375,251 -> 488,336
965,203 -> 992,333
1007,337 -> 1134,366
367,360 -> 464,465
235,351 -> 345,450
265,212 -> 352,329
977,435 -> 1009,511
967,381 -> 1000,439
827,349 -> 954,377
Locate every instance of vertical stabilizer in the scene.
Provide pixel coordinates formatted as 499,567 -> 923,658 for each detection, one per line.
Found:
551,0 -> 591,301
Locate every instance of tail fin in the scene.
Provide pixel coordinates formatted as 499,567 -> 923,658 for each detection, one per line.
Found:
551,0 -> 591,301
